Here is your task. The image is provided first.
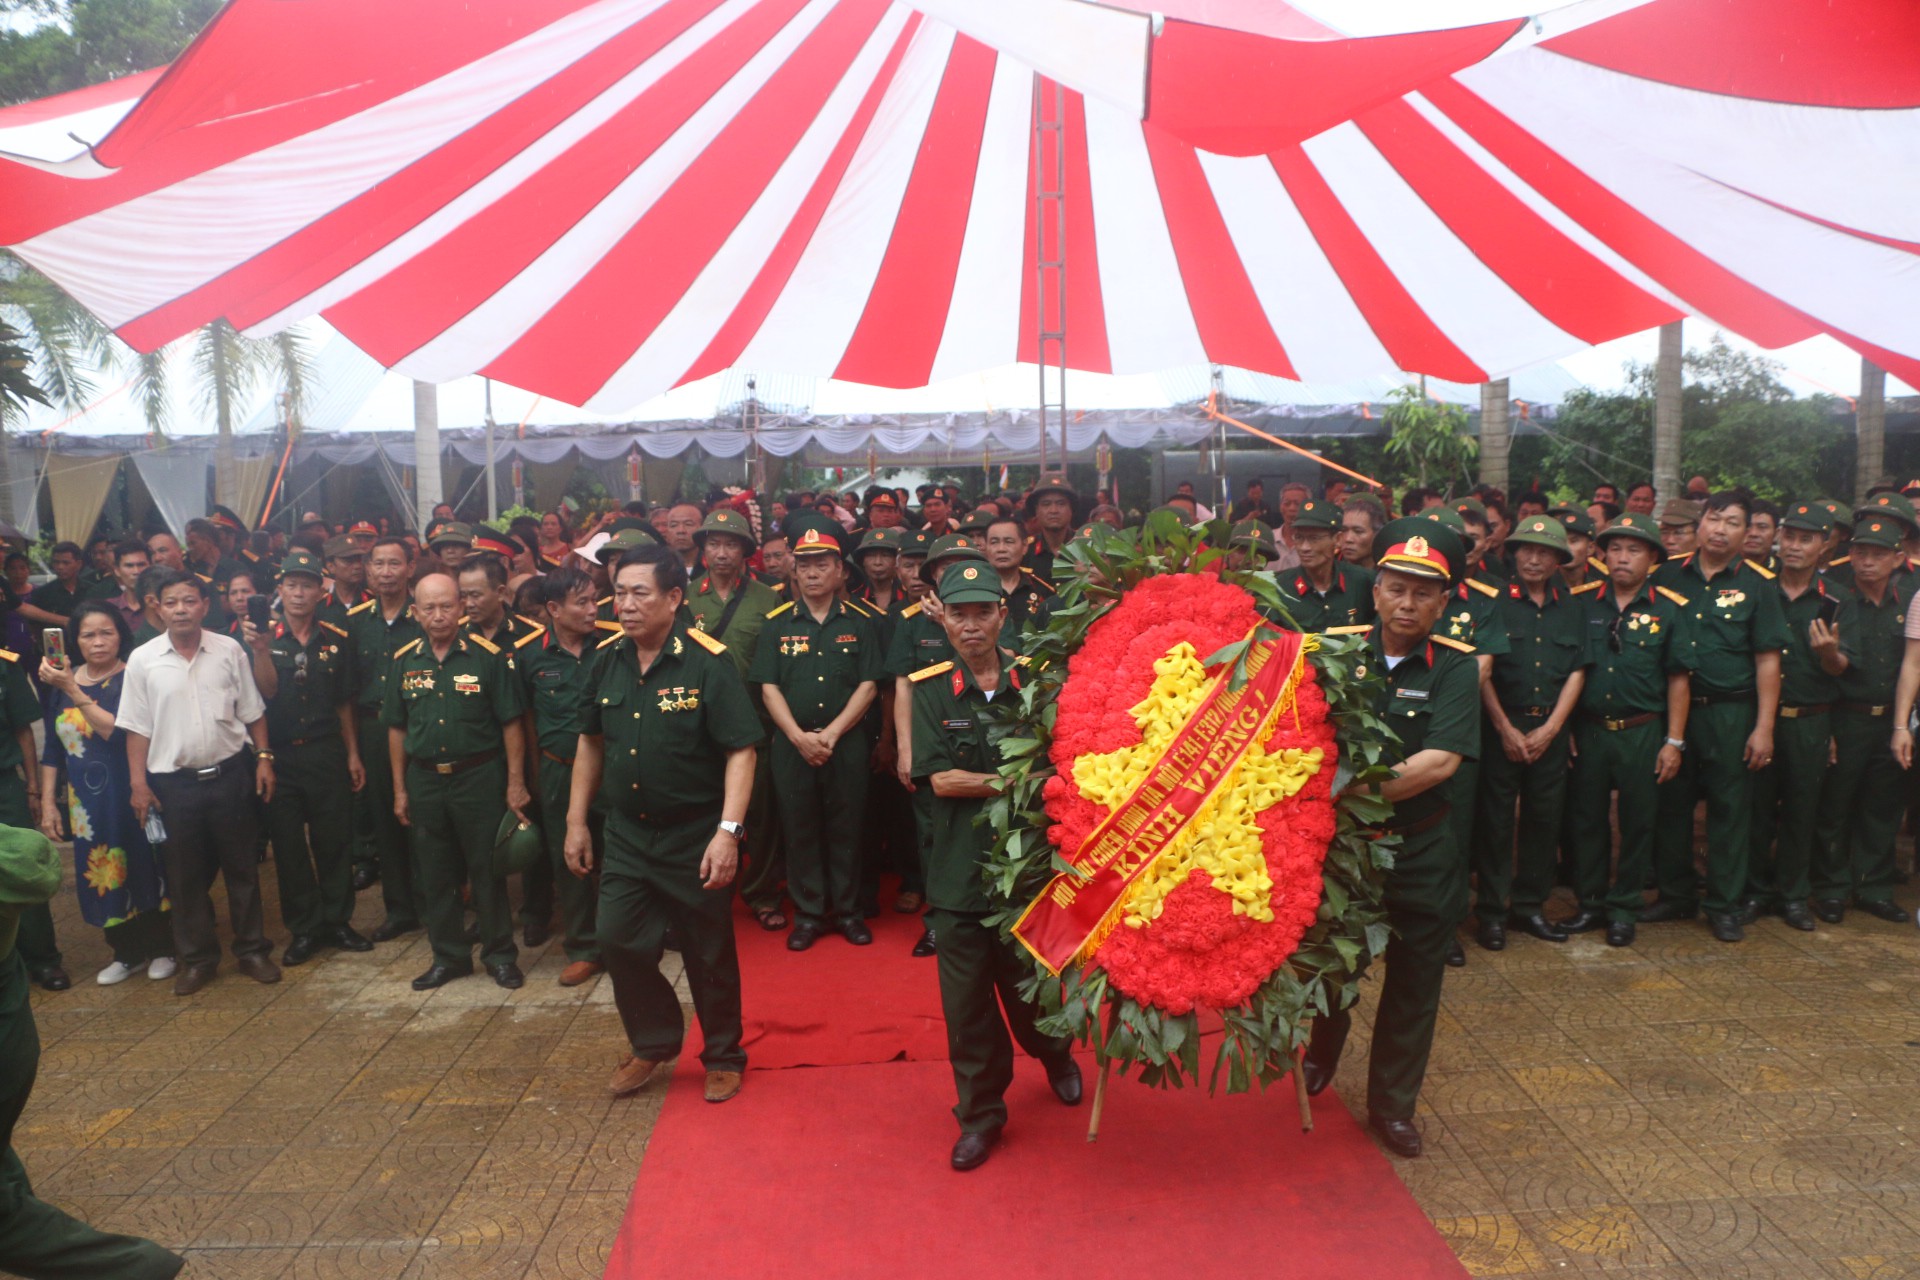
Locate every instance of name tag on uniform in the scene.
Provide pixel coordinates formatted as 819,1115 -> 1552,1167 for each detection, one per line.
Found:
942,718 -> 973,730
835,633 -> 858,644
453,674 -> 481,696
1394,688 -> 1430,701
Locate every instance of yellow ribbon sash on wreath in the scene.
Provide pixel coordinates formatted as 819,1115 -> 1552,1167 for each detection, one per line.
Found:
1012,626 -> 1309,975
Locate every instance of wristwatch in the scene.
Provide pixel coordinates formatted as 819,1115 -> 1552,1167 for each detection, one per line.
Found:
717,820 -> 746,840
1663,737 -> 1686,752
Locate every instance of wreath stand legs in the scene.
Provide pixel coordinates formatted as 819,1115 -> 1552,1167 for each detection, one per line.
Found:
1087,1003 -> 1119,1143
1293,1045 -> 1314,1133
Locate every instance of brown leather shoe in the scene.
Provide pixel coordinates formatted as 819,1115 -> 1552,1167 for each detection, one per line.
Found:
235,953 -> 282,985
704,1070 -> 743,1103
558,960 -> 605,988
172,964 -> 218,997
609,1055 -> 664,1097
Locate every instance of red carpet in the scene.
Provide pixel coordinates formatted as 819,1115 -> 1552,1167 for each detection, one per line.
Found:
612,902 -> 1467,1280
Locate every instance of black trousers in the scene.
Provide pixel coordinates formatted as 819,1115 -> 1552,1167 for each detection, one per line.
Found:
148,754 -> 271,969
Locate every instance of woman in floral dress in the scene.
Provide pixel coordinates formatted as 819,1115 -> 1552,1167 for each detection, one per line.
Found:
37,601 -> 173,984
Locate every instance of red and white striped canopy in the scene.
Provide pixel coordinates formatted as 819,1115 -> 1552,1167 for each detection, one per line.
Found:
2,0 -> 1916,410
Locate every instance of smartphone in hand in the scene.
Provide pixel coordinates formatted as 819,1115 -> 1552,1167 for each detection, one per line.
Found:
247,594 -> 272,631
42,627 -> 66,671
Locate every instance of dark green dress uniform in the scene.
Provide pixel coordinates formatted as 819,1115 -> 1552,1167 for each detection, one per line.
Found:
1748,573 -> 1840,911
1565,578 -> 1693,922
586,625 -> 762,1071
474,613 -> 557,937
319,585 -> 372,628
1649,554 -> 1791,918
519,631 -> 604,964
1307,626 -> 1481,1124
910,649 -> 1074,1133
346,598 -> 423,930
1473,574 -> 1591,926
687,573 -> 786,916
1439,575 -> 1507,871
0,831 -> 183,1280
1276,564 -> 1375,632
259,613 -> 359,943
1812,571 -> 1917,908
381,630 -> 525,972
749,597 -> 883,927
1002,568 -> 1055,635
887,597 -> 949,904
0,654 -> 57,978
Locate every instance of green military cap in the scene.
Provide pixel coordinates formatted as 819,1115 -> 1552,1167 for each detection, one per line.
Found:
1068,522 -> 1103,545
606,515 -> 655,536
1779,502 -> 1834,535
429,520 -> 474,549
1229,519 -> 1277,557
493,811 -> 544,878
957,511 -> 995,537
1813,499 -> 1852,530
0,824 -> 59,908
1290,500 -> 1341,532
856,527 -> 903,556
1851,514 -> 1905,550
1453,497 -> 1489,524
924,532 -> 988,575
596,528 -> 655,563
936,561 -> 1005,605
1418,506 -> 1469,535
789,525 -> 844,558
899,529 -> 932,558
693,508 -> 756,547
279,548 -> 326,582
1548,504 -> 1595,539
1658,498 -> 1702,528
1855,490 -> 1918,532
1506,514 -> 1574,564
321,534 -> 363,561
1595,511 -> 1665,559
1025,474 -> 1081,520
1372,516 -> 1464,584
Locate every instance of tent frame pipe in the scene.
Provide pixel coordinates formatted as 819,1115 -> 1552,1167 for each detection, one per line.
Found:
1205,392 -> 1382,490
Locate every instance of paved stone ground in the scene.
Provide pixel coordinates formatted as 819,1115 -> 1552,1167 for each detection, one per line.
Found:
13,842 -> 1920,1279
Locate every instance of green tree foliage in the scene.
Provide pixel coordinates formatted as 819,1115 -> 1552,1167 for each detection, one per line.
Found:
0,0 -> 222,107
1382,384 -> 1476,489
0,317 -> 52,423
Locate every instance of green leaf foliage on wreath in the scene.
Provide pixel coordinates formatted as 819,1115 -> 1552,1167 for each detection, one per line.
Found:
978,512 -> 1402,1093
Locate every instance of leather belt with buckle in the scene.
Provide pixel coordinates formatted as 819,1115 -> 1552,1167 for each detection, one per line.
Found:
1583,711 -> 1658,732
282,731 -> 338,748
421,747 -> 502,777
1838,702 -> 1891,717
542,749 -> 575,767
1692,690 -> 1757,707
1778,703 -> 1832,719
1504,705 -> 1553,720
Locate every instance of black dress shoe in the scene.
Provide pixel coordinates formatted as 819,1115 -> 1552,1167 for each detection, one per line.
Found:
787,922 -> 823,952
911,928 -> 936,958
1445,939 -> 1466,968
28,965 -> 70,992
522,920 -> 551,948
369,918 -> 421,943
1301,1056 -> 1336,1097
1780,901 -> 1817,932
410,964 -> 470,991
1369,1114 -> 1422,1158
1558,909 -> 1606,934
1858,899 -> 1909,924
1638,899 -> 1698,924
838,917 -> 873,946
1736,898 -> 1764,927
1707,911 -> 1745,943
1813,899 -> 1846,923
351,865 -> 378,892
328,924 -> 374,953
1474,918 -> 1507,952
951,1127 -> 1002,1171
281,935 -> 320,966
1605,921 -> 1636,948
488,963 -> 525,990
662,929 -> 685,953
1047,1059 -> 1083,1106
1510,913 -> 1568,943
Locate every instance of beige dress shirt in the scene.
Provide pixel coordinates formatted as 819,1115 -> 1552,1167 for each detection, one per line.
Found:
119,629 -> 265,772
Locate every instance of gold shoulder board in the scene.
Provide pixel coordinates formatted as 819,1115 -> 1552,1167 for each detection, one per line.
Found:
514,629 -> 543,649
766,601 -> 795,619
319,620 -> 349,637
901,601 -> 922,618
1465,578 -> 1499,597
346,599 -> 376,616
517,614 -> 546,630
0,648 -> 18,663
469,633 -> 501,655
1431,634 -> 1477,653
1021,568 -> 1057,594
1322,625 -> 1372,635
687,628 -> 727,655
1571,580 -> 1604,595
596,631 -> 624,650
1827,555 -> 1850,568
1744,558 -> 1777,580
594,619 -> 622,632
909,660 -> 954,683
394,638 -> 423,658
1655,586 -> 1690,607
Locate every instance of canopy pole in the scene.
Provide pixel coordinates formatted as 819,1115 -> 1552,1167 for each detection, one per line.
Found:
483,377 -> 498,522
1034,76 -> 1067,473
1205,392 -> 1382,490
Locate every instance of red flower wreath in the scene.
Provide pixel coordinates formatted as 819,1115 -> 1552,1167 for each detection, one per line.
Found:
1040,574 -> 1338,1014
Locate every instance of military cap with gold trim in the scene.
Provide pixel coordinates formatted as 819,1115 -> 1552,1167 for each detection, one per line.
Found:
428,520 -> 474,549
209,504 -> 250,537
347,520 -> 379,541
790,525 -> 845,558
1372,516 -> 1463,583
472,530 -> 521,560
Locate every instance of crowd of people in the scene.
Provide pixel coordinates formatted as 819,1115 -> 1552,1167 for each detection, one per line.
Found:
1,466 -> 1916,1178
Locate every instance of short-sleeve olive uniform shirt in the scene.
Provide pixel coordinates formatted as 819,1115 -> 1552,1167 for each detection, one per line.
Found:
686,576 -> 783,682
1579,584 -> 1693,717
909,653 -> 1025,914
1776,580 -> 1842,709
1277,564 -> 1375,631
261,619 -> 354,746
1652,555 -> 1792,694
519,632 -> 600,761
1487,578 -> 1590,712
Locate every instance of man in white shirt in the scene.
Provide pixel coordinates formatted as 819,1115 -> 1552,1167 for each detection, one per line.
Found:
119,569 -> 281,996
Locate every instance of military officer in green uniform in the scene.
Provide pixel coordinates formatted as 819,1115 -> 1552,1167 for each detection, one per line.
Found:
319,536 -> 372,624
345,536 -> 424,938
566,544 -> 762,1105
427,520 -> 475,576
519,566 -> 606,986
853,527 -> 911,625
457,555 -> 545,653
0,647 -> 56,991
1813,506 -> 1915,924
1549,505 -> 1606,590
1301,518 -> 1480,1159
751,527 -> 884,950
1561,514 -> 1691,947
1226,519 -> 1276,572
909,561 -> 1081,1172
1276,499 -> 1374,631
685,508 -> 787,930
1746,502 -> 1842,932
1471,516 -> 1589,950
383,571 -> 532,990
1022,475 -> 1080,586
1646,490 -> 1789,942
0,826 -> 184,1279
981,515 -> 1054,634
247,549 -> 372,965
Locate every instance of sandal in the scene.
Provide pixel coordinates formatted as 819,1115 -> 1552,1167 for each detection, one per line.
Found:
754,908 -> 789,931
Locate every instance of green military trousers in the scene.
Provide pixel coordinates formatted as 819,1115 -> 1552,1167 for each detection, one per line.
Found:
1473,712 -> 1571,921
1653,700 -> 1757,916
926,909 -> 1073,1134
533,763 -> 601,963
0,954 -> 183,1279
1564,717 -> 1663,923
359,712 -> 417,930
0,780 -> 56,974
597,813 -> 745,1072
1812,708 -> 1904,905
404,757 -> 514,970
264,734 -> 356,938
1306,822 -> 1467,1122
769,728 -> 871,925
1747,710 -> 1830,907
736,747 -> 786,915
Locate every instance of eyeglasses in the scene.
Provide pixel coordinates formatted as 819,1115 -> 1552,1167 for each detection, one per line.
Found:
294,652 -> 308,683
